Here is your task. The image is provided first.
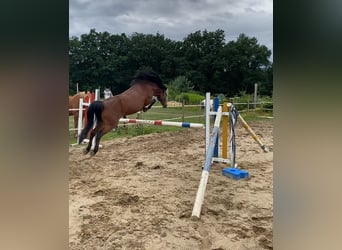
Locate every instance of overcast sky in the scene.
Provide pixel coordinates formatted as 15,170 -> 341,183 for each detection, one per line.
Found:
70,0 -> 273,58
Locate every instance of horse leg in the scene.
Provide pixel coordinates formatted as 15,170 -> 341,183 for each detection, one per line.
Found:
90,129 -> 103,156
143,98 -> 156,112
83,125 -> 100,155
90,123 -> 117,156
83,129 -> 94,155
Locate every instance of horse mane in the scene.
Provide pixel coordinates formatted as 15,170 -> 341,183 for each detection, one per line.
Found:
131,71 -> 167,91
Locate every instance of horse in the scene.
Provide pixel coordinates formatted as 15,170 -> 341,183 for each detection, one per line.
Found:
69,91 -> 92,138
78,71 -> 168,156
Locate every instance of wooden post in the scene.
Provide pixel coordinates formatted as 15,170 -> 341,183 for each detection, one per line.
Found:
254,83 -> 258,109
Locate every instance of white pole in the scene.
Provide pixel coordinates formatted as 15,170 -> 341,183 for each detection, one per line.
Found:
205,92 -> 210,158
192,106 -> 222,218
77,98 -> 83,138
91,89 -> 100,150
119,119 -> 204,128
95,89 -> 100,101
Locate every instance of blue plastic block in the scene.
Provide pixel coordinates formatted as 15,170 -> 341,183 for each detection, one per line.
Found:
222,167 -> 249,180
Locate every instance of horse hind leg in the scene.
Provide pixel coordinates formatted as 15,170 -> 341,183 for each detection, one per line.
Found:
90,130 -> 102,156
90,123 -> 117,156
83,129 -> 94,155
83,124 -> 100,155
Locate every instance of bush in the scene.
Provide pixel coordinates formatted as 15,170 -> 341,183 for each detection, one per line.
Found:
167,76 -> 194,100
175,92 -> 205,105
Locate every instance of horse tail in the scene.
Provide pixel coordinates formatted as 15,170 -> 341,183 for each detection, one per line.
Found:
78,101 -> 104,144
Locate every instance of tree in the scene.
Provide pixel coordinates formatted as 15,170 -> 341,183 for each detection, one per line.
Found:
181,29 -> 226,93
221,34 -> 272,96
167,76 -> 194,100
69,29 -> 273,98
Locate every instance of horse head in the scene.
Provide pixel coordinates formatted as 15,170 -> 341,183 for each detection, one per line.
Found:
132,71 -> 168,108
156,88 -> 168,108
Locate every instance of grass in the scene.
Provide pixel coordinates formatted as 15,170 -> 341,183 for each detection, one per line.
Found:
69,104 -> 273,145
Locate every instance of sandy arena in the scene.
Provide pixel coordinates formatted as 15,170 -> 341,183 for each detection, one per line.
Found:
69,120 -> 273,249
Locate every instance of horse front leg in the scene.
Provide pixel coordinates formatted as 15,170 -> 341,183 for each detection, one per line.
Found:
143,98 -> 156,112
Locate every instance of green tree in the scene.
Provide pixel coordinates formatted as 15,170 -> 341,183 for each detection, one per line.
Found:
181,29 -> 226,93
69,29 -> 273,98
221,34 -> 272,96
167,76 -> 194,100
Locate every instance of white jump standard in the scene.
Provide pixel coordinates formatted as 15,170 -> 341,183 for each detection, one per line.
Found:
192,106 -> 223,218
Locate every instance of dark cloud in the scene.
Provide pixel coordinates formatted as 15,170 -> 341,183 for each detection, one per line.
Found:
69,0 -> 272,55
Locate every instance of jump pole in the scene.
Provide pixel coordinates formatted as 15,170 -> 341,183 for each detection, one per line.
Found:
119,118 -> 204,128
76,89 -> 100,145
222,102 -> 228,159
213,97 -> 220,158
77,98 -> 84,138
192,106 -> 222,218
237,114 -> 269,153
205,92 -> 211,158
91,89 -> 100,149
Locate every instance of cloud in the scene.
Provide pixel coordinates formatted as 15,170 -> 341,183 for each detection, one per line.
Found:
69,0 -> 273,55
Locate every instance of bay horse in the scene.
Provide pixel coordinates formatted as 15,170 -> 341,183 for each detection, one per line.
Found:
69,91 -> 92,138
78,71 -> 168,156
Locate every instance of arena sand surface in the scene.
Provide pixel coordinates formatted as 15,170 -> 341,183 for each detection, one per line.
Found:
69,120 -> 273,250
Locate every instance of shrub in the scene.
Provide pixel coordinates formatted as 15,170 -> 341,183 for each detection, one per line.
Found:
167,76 -> 195,99
175,92 -> 205,105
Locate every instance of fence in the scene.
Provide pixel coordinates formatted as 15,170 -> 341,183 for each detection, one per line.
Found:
69,98 -> 273,143
229,101 -> 273,113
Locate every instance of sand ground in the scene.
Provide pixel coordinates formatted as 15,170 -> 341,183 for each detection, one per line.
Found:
69,120 -> 273,249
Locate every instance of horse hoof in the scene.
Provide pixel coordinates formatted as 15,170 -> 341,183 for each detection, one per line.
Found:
83,149 -> 89,155
90,151 -> 96,157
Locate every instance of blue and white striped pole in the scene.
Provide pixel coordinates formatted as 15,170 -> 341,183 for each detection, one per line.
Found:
119,118 -> 205,128
192,106 -> 222,218
213,97 -> 220,158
